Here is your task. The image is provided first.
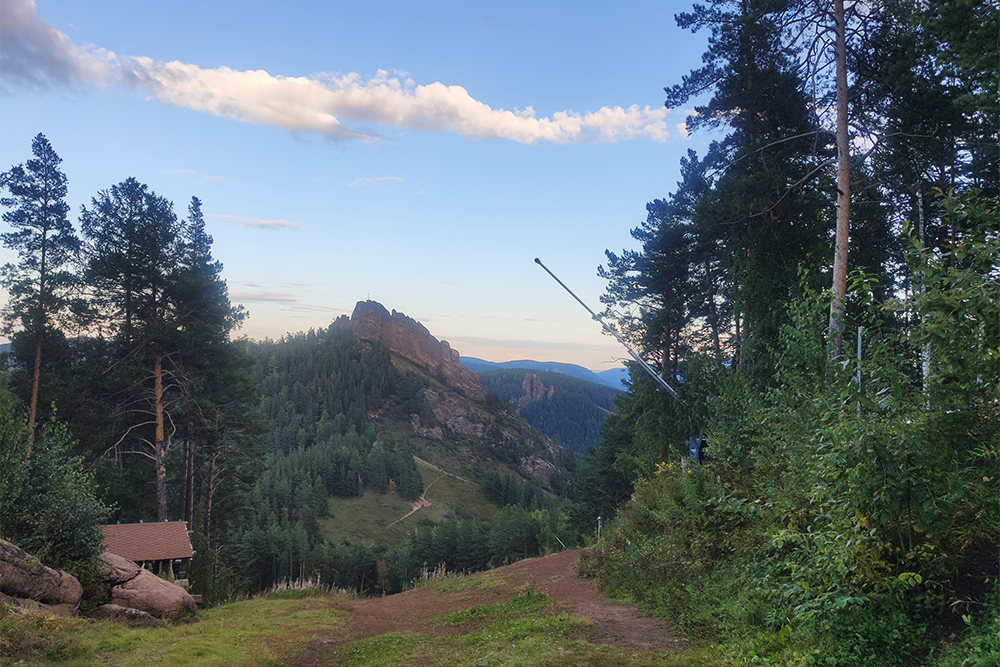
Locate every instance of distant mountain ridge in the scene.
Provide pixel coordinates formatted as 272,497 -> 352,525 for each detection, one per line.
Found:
476,368 -> 621,453
462,357 -> 628,390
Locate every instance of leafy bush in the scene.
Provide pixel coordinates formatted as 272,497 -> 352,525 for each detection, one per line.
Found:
0,393 -> 110,574
585,191 -> 999,664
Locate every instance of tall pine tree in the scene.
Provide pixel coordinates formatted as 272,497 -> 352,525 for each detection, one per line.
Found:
1,133 -> 80,440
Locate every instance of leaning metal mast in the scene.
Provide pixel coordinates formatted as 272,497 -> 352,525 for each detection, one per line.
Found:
534,258 -> 678,399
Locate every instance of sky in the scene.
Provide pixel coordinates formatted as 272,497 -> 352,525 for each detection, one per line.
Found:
1,0 -> 712,372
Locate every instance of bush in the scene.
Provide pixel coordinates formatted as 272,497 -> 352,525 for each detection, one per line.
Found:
0,393 -> 110,575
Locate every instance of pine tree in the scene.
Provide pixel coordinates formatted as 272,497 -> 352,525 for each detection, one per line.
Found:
81,177 -> 183,521
0,133 -> 80,440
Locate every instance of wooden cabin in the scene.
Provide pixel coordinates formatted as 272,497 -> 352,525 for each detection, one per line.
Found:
102,521 -> 194,581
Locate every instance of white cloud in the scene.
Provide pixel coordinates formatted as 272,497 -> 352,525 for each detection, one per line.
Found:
0,0 -> 114,91
350,176 -> 405,187
208,214 -> 300,229
2,0 -> 680,145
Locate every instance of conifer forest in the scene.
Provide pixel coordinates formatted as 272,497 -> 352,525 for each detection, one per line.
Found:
2,0 -> 998,663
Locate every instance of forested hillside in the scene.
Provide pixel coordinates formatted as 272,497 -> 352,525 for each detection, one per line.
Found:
577,0 -> 999,664
0,135 -> 586,610
231,319 -> 584,596
476,368 -> 620,452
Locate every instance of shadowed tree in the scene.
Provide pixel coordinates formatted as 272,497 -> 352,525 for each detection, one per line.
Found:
81,177 -> 183,522
0,133 -> 80,441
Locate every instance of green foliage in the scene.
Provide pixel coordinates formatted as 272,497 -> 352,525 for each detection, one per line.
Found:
586,189 -> 999,663
251,325 -> 399,453
929,595 -> 1000,667
0,395 -> 110,574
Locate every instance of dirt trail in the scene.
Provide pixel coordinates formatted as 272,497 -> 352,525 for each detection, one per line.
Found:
384,475 -> 442,529
291,549 -> 687,666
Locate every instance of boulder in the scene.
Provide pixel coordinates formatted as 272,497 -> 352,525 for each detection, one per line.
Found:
109,568 -> 195,620
0,538 -> 82,613
0,592 -> 78,618
99,551 -> 140,586
89,603 -> 165,627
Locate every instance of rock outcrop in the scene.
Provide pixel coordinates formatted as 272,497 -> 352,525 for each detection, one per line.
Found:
520,455 -> 557,487
108,567 -> 196,620
349,301 -> 485,401
0,539 -> 82,617
98,551 -> 196,620
89,603 -> 164,627
424,389 -> 486,438
516,373 -> 555,409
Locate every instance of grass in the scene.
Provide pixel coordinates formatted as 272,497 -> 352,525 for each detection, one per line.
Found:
320,456 -> 498,548
3,583 -> 719,667
320,489 -> 415,547
1,592 -> 349,667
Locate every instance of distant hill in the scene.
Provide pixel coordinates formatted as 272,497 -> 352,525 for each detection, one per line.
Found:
249,302 -> 573,550
462,357 -> 629,390
476,368 -> 621,453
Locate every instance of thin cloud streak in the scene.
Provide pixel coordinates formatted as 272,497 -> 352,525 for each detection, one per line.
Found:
228,291 -> 300,304
350,176 -> 405,187
3,0 -> 683,145
170,169 -> 226,184
208,214 -> 300,229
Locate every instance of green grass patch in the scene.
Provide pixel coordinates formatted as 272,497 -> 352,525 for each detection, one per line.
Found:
320,457 -> 497,549
3,594 -> 349,667
338,632 -> 426,666
321,488 -> 414,547
411,457 -> 498,524
434,571 -> 506,594
445,587 -> 551,626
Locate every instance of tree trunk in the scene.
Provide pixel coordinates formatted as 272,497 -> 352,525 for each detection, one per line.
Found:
704,259 -> 722,359
180,436 -> 195,525
185,438 -> 195,524
27,335 -> 42,449
205,451 -> 218,540
828,0 -> 852,359
154,354 -> 169,522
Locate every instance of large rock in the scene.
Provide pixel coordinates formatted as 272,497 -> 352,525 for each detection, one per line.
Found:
99,551 -> 140,585
109,568 -> 196,620
0,538 -> 82,614
0,592 -> 78,618
349,300 -> 486,401
89,603 -> 165,627
520,455 -> 556,487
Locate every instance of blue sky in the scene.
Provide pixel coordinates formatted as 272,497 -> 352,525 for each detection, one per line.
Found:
1,0 -> 711,371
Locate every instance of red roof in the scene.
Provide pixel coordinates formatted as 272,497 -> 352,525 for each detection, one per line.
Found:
102,521 -> 194,562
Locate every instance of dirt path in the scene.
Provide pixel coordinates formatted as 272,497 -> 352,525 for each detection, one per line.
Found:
291,549 -> 687,666
384,475 -> 442,529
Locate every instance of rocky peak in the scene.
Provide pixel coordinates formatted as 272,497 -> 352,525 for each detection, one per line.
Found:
349,301 -> 485,401
516,373 -> 555,409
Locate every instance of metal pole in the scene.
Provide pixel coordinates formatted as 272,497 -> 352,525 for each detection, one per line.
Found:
857,325 -> 863,417
534,258 -> 678,399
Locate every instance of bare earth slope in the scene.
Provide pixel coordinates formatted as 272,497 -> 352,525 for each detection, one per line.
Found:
292,549 -> 689,666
